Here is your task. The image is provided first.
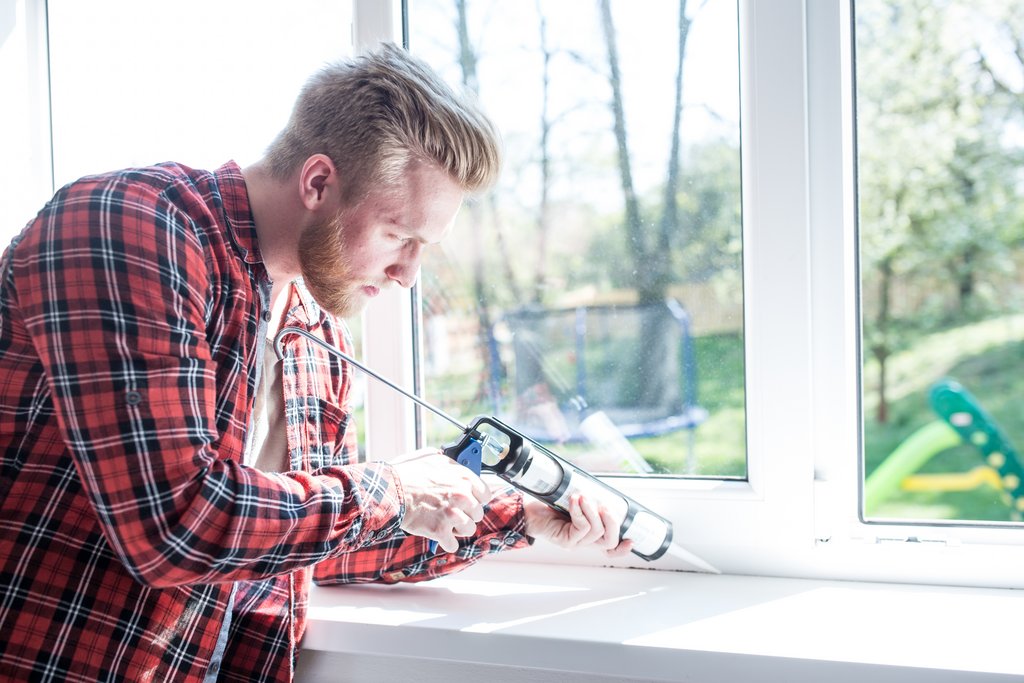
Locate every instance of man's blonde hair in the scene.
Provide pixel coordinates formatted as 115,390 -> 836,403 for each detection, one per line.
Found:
265,43 -> 501,200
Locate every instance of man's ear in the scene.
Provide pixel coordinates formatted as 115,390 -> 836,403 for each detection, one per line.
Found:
298,154 -> 338,210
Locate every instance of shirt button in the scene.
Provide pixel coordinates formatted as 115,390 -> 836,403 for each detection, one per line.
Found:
125,391 -> 143,406
262,310 -> 272,322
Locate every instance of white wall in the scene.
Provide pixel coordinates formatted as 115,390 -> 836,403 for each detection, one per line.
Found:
0,0 -> 53,246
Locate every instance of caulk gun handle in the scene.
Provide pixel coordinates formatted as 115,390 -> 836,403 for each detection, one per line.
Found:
427,432 -> 485,555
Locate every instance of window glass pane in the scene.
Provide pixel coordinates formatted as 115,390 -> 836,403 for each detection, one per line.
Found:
409,0 -> 745,478
857,1 -> 1024,523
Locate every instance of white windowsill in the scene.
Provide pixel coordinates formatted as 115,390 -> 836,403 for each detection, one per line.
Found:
297,559 -> 1023,682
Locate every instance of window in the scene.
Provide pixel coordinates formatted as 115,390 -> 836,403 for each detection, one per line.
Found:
9,0 -> 1024,589
392,0 -> 1024,587
407,1 -> 746,485
803,0 -> 1024,588
856,0 -> 1024,528
393,0 -> 794,569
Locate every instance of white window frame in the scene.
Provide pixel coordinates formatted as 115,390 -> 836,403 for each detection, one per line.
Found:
803,0 -> 1024,588
352,0 -> 419,463
25,0 -> 1021,590
362,0 -> 1024,589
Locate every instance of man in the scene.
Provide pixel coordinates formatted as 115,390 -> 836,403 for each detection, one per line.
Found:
0,44 -> 628,682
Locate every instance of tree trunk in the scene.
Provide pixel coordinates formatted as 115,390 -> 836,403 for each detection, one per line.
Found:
598,0 -> 694,420
597,0 -> 648,297
873,257 -> 894,424
455,0 -> 501,400
532,2 -> 553,305
488,193 -> 523,304
876,350 -> 889,424
653,0 -> 691,294
954,243 -> 978,314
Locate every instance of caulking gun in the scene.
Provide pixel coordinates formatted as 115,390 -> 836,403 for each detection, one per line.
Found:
275,326 -> 694,563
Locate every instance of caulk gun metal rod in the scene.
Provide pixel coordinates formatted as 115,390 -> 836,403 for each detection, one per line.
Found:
273,326 -> 468,432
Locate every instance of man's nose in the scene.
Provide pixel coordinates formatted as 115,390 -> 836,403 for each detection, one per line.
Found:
386,248 -> 422,289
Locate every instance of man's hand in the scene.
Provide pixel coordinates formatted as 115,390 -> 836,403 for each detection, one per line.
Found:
392,448 -> 491,553
523,494 -> 634,557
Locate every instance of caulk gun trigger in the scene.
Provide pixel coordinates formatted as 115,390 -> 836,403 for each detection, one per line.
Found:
430,434 -> 484,556
441,433 -> 483,476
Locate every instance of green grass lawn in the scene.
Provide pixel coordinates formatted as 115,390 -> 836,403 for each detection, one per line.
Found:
665,332 -> 748,476
414,316 -> 1023,524
582,331 -> 748,477
864,325 -> 1024,523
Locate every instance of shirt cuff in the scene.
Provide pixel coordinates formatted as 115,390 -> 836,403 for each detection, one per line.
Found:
329,461 -> 406,548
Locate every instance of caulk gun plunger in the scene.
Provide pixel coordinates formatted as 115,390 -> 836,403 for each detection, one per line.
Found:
273,326 -> 467,432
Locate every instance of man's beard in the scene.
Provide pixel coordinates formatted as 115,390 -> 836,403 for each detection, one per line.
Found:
298,212 -> 366,319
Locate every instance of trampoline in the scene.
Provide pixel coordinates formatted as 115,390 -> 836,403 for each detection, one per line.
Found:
490,299 -> 708,445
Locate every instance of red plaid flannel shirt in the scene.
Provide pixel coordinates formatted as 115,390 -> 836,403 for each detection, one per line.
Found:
0,161 -> 529,682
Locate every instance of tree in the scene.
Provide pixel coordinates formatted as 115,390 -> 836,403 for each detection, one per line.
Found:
596,0 -> 695,412
597,0 -> 648,301
858,0 -> 1024,422
530,0 -> 554,305
655,0 -> 693,294
453,0 -> 519,403
858,0 -> 976,421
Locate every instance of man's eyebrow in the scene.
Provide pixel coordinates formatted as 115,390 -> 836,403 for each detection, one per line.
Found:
395,226 -> 436,246
395,222 -> 436,245
387,215 -> 441,245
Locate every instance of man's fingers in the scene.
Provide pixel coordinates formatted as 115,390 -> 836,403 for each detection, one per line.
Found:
443,484 -> 485,523
597,505 -> 622,549
437,453 -> 490,505
563,495 -> 585,542
469,475 -> 492,506
436,532 -> 459,553
394,449 -> 491,548
450,508 -> 479,537
427,508 -> 479,553
563,494 -> 596,546
576,495 -> 606,545
605,538 -> 634,557
452,453 -> 491,506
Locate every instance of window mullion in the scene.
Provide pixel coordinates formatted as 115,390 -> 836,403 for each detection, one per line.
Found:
353,0 -> 420,461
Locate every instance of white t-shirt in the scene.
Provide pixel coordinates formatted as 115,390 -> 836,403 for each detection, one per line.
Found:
248,289 -> 291,473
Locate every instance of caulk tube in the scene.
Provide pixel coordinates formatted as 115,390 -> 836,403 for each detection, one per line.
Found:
577,409 -> 654,474
478,417 -> 673,561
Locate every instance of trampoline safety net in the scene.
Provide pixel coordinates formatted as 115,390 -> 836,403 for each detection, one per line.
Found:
492,299 -> 707,445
